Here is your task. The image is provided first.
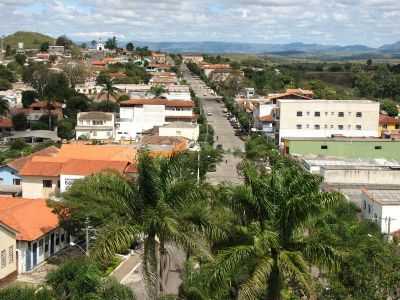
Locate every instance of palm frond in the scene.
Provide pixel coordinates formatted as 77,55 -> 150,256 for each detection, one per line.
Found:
238,256 -> 274,300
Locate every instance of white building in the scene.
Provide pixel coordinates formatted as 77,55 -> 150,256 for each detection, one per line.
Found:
362,189 -> 400,235
276,99 -> 380,145
159,122 -> 199,141
118,99 -> 195,140
96,39 -> 105,51
75,81 -> 103,96
75,112 -> 115,140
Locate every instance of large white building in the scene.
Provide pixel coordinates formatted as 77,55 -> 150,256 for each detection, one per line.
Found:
75,112 -> 115,140
159,122 -> 199,141
118,99 -> 195,140
362,189 -> 400,235
276,99 -> 380,145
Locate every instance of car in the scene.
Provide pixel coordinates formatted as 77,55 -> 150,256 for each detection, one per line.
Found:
207,112 -> 213,116
223,109 -> 228,113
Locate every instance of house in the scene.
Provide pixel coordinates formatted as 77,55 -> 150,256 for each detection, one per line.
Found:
5,130 -> 60,144
276,99 -> 380,145
0,198 -> 68,274
118,99 -> 195,140
75,81 -> 103,96
159,122 -> 199,141
379,114 -> 400,136
19,144 -> 137,198
0,222 -> 17,282
181,54 -> 204,64
48,46 -> 65,56
140,136 -> 189,157
151,52 -> 167,64
200,64 -> 231,78
0,90 -> 21,108
0,146 -> 59,194
361,189 -> 400,235
149,73 -> 178,86
11,101 -> 64,123
75,112 -> 115,140
147,63 -> 170,73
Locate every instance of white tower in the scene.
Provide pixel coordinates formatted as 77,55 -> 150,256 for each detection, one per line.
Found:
96,38 -> 104,51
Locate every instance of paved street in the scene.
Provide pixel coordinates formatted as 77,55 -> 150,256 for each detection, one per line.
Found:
182,64 -> 244,185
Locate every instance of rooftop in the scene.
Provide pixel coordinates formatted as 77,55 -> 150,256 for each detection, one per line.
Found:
162,122 -> 198,129
285,137 -> 399,142
278,99 -> 377,104
120,99 -> 194,108
0,197 -> 60,241
78,111 -> 114,121
363,189 -> 400,205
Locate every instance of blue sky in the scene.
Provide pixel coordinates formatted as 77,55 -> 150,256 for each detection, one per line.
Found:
0,0 -> 399,47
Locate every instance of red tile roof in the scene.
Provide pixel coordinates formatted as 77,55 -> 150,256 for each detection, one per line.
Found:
61,159 -> 130,176
30,101 -> 63,109
379,114 -> 400,125
0,118 -> 12,128
259,115 -> 273,122
19,161 -> 64,177
0,198 -> 59,241
120,99 -> 194,108
7,146 -> 60,172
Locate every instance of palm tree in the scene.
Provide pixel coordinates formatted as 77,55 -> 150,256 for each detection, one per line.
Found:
206,159 -> 342,300
0,96 -> 9,116
63,153 -> 215,298
99,78 -> 120,112
148,85 -> 166,98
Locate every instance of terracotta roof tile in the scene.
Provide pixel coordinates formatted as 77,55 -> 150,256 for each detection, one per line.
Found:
0,118 -> 12,128
61,159 -> 129,176
259,115 -> 273,122
0,198 -> 59,241
379,114 -> 400,125
7,146 -> 60,172
120,99 -> 193,108
19,161 -> 63,177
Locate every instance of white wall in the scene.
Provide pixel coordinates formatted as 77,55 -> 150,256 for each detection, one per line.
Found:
60,175 -> 84,193
0,227 -> 16,279
22,176 -> 59,199
362,195 -> 400,234
277,100 -> 380,144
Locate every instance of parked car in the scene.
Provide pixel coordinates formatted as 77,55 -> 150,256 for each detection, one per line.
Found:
207,112 -> 213,116
216,144 -> 223,150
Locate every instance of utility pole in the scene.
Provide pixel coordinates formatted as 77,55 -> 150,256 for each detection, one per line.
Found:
197,148 -> 200,185
387,216 -> 391,241
85,217 -> 90,256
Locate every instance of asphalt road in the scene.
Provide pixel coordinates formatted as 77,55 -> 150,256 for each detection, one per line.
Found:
181,64 -> 244,185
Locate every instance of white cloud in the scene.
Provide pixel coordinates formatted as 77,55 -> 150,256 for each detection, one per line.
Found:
0,0 -> 399,46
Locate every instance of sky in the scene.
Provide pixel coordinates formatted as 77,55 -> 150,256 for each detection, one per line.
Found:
0,0 -> 400,47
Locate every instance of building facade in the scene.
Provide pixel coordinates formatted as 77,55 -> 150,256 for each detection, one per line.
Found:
276,100 -> 380,145
75,112 -> 115,140
0,223 -> 17,281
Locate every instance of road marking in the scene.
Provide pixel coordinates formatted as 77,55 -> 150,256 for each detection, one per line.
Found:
121,262 -> 142,284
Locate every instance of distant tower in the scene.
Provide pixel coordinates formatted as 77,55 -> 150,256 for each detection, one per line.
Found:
96,38 -> 104,51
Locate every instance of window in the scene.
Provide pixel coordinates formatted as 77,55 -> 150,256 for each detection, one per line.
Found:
92,120 -> 104,126
314,124 -> 320,130
57,180 -> 60,189
374,146 -> 382,150
8,246 -> 13,264
43,180 -> 52,188
306,111 -> 310,116
296,124 -> 302,129
93,131 -> 97,137
356,125 -> 362,130
374,213 -> 378,223
1,250 -> 6,268
383,124 -> 388,129
330,125 -> 334,129
331,112 -> 335,116
39,239 -> 44,255
348,112 -> 352,116
338,112 -> 344,117
363,200 -> 367,210
321,145 -> 328,150
368,204 -> 371,214
338,125 -> 344,130
314,112 -> 320,117
324,124 -> 328,129
347,125 -> 351,129
325,112 -> 328,116
55,233 -> 60,245
296,111 -> 303,117
45,237 -> 49,253
13,179 -> 21,185
356,112 -> 362,117
61,232 -> 65,243
306,124 -> 310,129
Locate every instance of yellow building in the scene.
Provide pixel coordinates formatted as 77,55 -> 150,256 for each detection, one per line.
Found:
0,222 -> 17,282
379,114 -> 400,136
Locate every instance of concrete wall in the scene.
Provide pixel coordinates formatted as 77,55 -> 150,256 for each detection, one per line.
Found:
322,168 -> 400,185
0,227 -> 16,280
278,100 -> 380,144
286,139 -> 400,160
159,125 -> 199,141
22,176 -> 59,199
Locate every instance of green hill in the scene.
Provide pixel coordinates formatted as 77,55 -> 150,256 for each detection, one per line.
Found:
3,31 -> 55,49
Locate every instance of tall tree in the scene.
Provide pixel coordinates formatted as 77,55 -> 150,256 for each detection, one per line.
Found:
62,153 -> 214,298
205,159 -> 341,300
99,77 -> 120,111
126,42 -> 135,52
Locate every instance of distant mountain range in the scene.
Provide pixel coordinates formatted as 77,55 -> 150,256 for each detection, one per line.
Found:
4,31 -> 400,57
132,41 -> 400,56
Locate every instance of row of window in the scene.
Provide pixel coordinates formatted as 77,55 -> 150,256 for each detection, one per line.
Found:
320,145 -> 383,150
43,180 -> 60,188
1,246 -> 14,269
296,111 -> 363,117
296,124 -> 363,130
0,178 -> 21,185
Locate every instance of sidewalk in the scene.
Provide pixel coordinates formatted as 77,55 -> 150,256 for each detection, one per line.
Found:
110,253 -> 142,282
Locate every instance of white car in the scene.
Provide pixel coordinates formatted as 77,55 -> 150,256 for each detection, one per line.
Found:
207,112 -> 213,116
